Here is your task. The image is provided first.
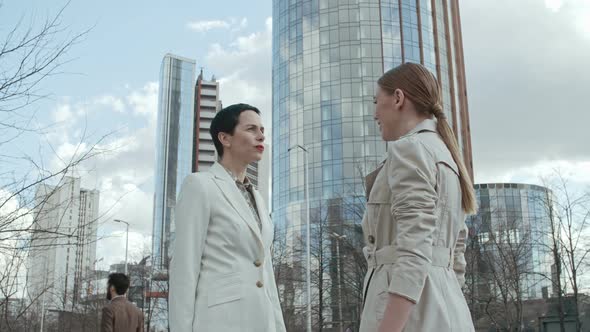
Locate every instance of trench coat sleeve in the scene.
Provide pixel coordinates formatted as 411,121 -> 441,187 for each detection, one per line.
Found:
387,136 -> 438,303
169,174 -> 211,332
453,224 -> 468,287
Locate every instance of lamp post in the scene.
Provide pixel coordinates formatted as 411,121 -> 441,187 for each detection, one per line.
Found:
114,219 -> 130,275
331,232 -> 347,332
93,257 -> 103,328
91,257 -> 104,296
288,144 -> 311,332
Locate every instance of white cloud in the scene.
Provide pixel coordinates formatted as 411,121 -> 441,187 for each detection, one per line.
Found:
53,103 -> 73,123
543,0 -> 590,39
575,6 -> 590,38
0,188 -> 33,297
48,82 -> 157,152
95,95 -> 125,113
239,17 -> 248,29
44,82 -> 159,271
475,159 -> 590,186
0,188 -> 33,251
0,189 -> 20,218
206,17 -> 273,133
187,20 -> 230,32
186,17 -> 248,33
462,0 -> 590,180
96,229 -> 152,270
545,0 -> 564,11
127,82 -> 159,120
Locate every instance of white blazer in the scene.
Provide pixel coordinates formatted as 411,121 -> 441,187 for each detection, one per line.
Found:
169,162 -> 286,332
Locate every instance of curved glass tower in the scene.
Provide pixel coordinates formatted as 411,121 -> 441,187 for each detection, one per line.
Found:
467,183 -> 553,301
272,0 -> 473,329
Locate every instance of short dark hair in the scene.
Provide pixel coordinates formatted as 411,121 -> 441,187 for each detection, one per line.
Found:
107,273 -> 130,295
210,103 -> 260,158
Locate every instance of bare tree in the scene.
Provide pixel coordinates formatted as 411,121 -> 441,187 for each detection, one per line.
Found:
539,172 -> 590,332
272,223 -> 303,329
0,1 -> 89,116
0,245 -> 29,331
144,273 -> 169,332
465,175 -> 590,332
274,194 -> 368,331
272,157 -> 380,331
466,207 -> 533,330
465,187 -> 557,331
0,4 -> 137,331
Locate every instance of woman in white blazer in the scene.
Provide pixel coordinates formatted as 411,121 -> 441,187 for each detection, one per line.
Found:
360,63 -> 477,332
169,104 -> 286,332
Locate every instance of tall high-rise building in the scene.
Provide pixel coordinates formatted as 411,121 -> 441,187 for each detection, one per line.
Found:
256,143 -> 272,210
243,144 -> 271,210
246,162 -> 260,186
27,177 -> 99,311
152,53 -> 196,271
192,70 -> 221,173
466,183 -> 553,303
271,0 -> 472,328
192,68 -> 269,204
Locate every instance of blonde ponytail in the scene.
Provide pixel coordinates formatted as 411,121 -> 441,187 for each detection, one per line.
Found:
431,105 -> 476,214
378,63 -> 477,214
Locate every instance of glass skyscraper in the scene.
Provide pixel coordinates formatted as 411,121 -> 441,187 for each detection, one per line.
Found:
271,0 -> 472,329
152,54 -> 196,271
466,183 -> 554,303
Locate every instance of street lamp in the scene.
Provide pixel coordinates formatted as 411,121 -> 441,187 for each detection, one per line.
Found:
114,219 -> 130,275
93,257 -> 104,289
92,257 -> 104,295
92,257 -> 103,327
288,144 -> 311,332
331,232 -> 347,332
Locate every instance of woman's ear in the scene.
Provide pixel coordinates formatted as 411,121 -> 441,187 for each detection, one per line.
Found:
218,132 -> 231,149
393,88 -> 406,109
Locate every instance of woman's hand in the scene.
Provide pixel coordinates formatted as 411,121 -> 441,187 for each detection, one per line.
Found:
377,293 -> 415,332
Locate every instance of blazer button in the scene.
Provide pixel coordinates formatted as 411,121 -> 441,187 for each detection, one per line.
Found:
254,259 -> 262,267
368,235 -> 375,244
256,281 -> 264,288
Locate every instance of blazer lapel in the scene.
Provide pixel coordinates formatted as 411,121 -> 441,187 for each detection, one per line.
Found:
252,188 -> 272,249
209,163 -> 264,247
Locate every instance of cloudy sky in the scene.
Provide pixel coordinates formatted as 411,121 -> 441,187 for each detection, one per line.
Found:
462,0 -> 590,184
2,0 -> 588,270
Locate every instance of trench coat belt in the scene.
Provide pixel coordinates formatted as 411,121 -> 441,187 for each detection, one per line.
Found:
364,245 -> 454,269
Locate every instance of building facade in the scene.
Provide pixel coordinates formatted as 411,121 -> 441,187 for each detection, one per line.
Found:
152,54 -> 196,271
256,143 -> 272,210
271,0 -> 473,329
192,70 -> 221,173
27,177 -> 99,311
466,183 -> 554,303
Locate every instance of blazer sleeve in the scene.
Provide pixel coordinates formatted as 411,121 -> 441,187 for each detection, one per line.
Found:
453,224 -> 468,287
386,136 -> 438,303
101,306 -> 113,332
169,174 -> 211,332
267,229 -> 287,332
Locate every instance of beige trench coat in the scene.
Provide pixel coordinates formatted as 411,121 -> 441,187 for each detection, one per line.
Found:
359,119 -> 474,332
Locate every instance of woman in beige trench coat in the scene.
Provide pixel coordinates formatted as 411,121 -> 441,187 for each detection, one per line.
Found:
359,63 -> 477,332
